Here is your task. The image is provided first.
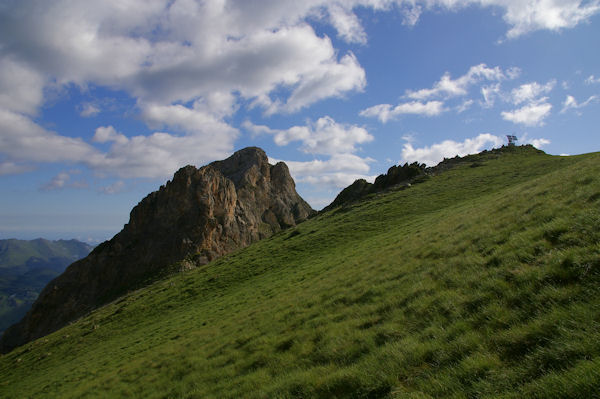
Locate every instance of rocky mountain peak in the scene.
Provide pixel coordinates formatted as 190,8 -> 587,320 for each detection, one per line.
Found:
210,146 -> 269,188
0,147 -> 314,353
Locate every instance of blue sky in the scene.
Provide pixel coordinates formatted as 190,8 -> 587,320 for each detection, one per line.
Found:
0,0 -> 599,243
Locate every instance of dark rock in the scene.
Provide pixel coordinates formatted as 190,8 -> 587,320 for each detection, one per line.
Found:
0,147 -> 314,353
323,162 -> 427,212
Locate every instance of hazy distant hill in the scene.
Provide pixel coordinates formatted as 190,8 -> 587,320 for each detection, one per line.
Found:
0,239 -> 93,335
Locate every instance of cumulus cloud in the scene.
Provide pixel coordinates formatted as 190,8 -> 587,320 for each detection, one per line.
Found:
501,80 -> 556,126
586,75 -> 600,84
456,99 -> 474,113
560,94 -> 598,113
400,133 -> 504,166
100,180 -> 126,195
528,138 -> 551,148
361,64 -> 518,122
360,101 -> 446,122
79,103 -> 101,117
0,104 -> 237,180
391,1 -> 600,38
0,57 -> 45,115
510,80 -> 556,105
275,153 -> 376,189
327,4 -> 368,44
245,116 -> 373,155
93,126 -> 129,145
41,171 -> 88,191
496,0 -> 600,39
250,116 -> 375,189
0,109 -> 98,164
0,1 -> 375,180
0,161 -> 34,176
88,124 -> 236,179
501,100 -> 553,126
0,0 -> 597,184
405,64 -> 517,100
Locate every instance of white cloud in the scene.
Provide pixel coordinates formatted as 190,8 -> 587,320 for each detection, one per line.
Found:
361,64 -> 519,123
0,0 -> 597,183
327,4 -> 367,44
481,83 -> 502,108
245,116 -> 373,155
0,161 -> 34,176
528,138 -> 551,148
42,172 -> 71,191
141,101 -> 239,137
0,1 -> 369,178
501,99 -> 553,126
400,4 -> 423,26
457,99 -> 475,113
79,103 -> 101,117
391,1 -> 600,38
360,101 -> 446,122
41,171 -> 88,191
0,57 -> 45,115
0,109 -> 98,164
586,75 -> 600,84
560,94 -> 598,113
405,64 -> 515,100
275,153 -> 376,189
510,80 -> 556,105
88,125 -> 236,179
266,52 -> 367,115
496,0 -> 600,39
0,107 -> 237,180
93,126 -> 129,145
100,180 -> 126,195
251,115 -> 376,190
400,133 -> 504,166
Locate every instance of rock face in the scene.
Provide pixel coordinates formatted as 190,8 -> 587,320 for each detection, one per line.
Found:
323,162 -> 427,212
0,147 -> 314,353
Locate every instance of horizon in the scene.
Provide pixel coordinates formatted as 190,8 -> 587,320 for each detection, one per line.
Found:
1,1 -> 599,243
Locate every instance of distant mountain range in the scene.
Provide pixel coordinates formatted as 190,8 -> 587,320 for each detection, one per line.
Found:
0,238 -> 93,335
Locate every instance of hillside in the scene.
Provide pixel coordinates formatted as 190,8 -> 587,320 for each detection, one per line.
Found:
0,147 -> 313,353
0,239 -> 92,335
1,146 -> 599,398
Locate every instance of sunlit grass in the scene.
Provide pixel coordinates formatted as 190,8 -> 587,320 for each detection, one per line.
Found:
1,147 -> 599,398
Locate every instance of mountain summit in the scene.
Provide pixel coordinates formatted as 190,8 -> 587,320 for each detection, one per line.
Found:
0,147 -> 314,353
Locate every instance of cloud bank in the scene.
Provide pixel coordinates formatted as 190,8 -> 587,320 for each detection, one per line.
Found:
0,0 -> 598,182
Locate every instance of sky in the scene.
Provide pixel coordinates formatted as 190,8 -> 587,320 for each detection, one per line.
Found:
0,0 -> 599,243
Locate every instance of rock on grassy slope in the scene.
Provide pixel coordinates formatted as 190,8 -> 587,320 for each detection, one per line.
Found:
0,147 -> 314,354
1,146 -> 599,398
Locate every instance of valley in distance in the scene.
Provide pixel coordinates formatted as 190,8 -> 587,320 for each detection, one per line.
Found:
1,144 -> 599,398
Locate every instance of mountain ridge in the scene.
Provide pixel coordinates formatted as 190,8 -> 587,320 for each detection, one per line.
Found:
1,147 -> 598,397
0,147 -> 314,353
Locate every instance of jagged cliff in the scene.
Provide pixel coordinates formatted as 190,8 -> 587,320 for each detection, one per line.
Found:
0,147 -> 314,353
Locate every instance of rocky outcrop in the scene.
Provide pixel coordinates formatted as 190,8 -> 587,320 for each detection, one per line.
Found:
323,162 -> 427,211
0,147 -> 314,353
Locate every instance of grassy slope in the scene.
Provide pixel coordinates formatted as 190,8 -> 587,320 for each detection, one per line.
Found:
1,147 -> 599,398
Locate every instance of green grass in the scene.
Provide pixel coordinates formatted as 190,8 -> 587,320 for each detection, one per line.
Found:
1,147 -> 599,398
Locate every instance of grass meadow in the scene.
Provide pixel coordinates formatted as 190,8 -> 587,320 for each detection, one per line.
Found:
1,147 -> 599,398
